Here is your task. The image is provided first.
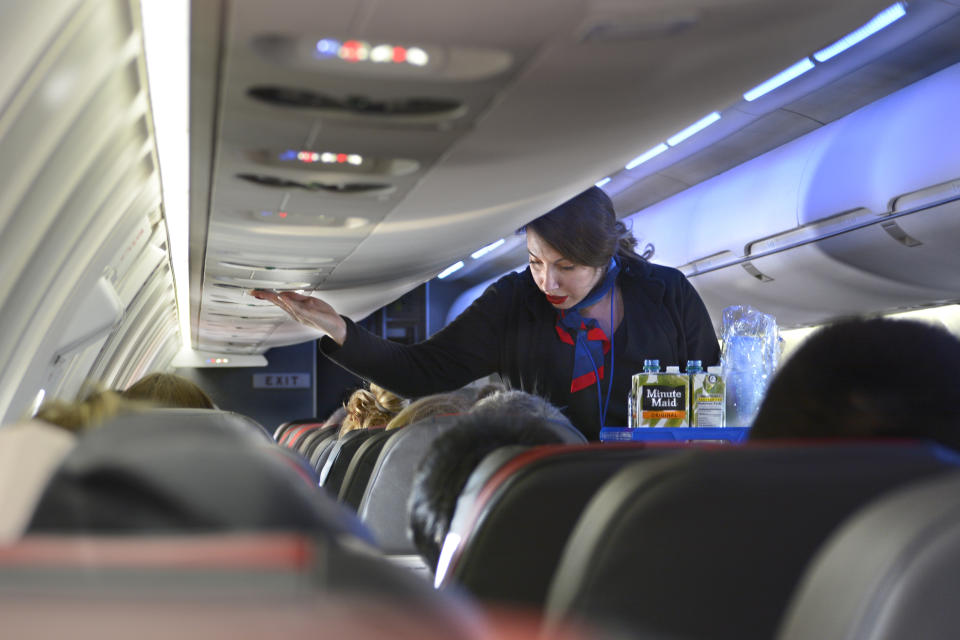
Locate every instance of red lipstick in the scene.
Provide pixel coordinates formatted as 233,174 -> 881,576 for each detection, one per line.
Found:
545,294 -> 567,305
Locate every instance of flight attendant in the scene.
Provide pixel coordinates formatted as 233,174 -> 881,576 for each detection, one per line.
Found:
253,187 -> 720,440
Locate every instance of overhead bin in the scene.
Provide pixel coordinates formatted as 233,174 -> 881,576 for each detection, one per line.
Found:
628,61 -> 960,329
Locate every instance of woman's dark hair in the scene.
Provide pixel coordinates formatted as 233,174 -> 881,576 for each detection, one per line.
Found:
520,186 -> 638,267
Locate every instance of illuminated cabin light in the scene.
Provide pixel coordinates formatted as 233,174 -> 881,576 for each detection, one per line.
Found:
315,37 -> 429,66
321,152 -> 336,163
407,47 -> 429,66
666,112 -> 721,147
338,40 -> 370,62
371,44 -> 394,63
471,238 -> 505,260
260,211 -> 272,217
595,177 -> 611,188
315,38 -> 341,58
814,2 -> 907,62
437,261 -> 465,279
336,153 -> 347,163
279,150 -> 298,161
205,358 -> 230,365
625,143 -> 668,170
277,212 -> 288,219
347,154 -> 363,166
743,58 -> 815,102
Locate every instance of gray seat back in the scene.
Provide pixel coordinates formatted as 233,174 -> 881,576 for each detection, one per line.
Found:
357,415 -> 461,553
778,469 -> 960,640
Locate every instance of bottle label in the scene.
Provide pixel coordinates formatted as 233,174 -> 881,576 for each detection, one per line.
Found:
632,373 -> 689,427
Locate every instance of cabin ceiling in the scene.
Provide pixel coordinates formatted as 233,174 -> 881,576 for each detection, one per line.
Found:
188,0 -> 959,354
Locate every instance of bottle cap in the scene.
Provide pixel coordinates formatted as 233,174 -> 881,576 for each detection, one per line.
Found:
707,365 -> 722,374
666,365 -> 680,373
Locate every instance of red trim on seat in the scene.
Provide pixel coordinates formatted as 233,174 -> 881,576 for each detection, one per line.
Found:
0,534 -> 317,570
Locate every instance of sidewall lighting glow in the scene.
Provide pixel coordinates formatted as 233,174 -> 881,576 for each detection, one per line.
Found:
666,112 -> 721,147
471,239 -> 505,260
141,0 -> 190,350
813,2 -> 907,62
625,143 -> 668,170
438,261 -> 465,279
743,58 -> 815,102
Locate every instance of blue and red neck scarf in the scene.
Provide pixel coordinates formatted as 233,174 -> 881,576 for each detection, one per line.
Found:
554,257 -> 620,393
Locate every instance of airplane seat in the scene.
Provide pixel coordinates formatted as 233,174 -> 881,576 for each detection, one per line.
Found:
279,421 -> 324,448
542,441 -> 960,640
27,409 -> 373,543
357,415 -> 462,554
273,417 -> 321,442
777,469 -> 960,640
0,533 -> 487,639
319,427 -> 385,496
298,425 -> 338,461
338,429 -> 396,510
437,443 -> 675,608
312,436 -> 340,474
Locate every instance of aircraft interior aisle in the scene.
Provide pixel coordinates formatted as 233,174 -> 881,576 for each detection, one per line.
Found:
1,0 -> 960,638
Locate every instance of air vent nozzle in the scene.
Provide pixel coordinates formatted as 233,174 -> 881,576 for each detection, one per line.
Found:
248,86 -> 465,121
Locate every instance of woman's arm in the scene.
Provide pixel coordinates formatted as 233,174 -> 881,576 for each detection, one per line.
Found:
251,278 -> 514,397
250,290 -> 347,344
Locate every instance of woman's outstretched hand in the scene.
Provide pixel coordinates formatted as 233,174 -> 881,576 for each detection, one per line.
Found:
250,290 -> 348,345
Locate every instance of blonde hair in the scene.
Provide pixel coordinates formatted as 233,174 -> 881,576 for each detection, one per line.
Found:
386,392 -> 472,431
34,389 -> 141,434
121,372 -> 215,409
339,383 -> 405,437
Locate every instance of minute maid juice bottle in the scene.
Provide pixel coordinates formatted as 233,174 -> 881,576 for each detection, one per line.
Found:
632,361 -> 689,427
689,363 -> 726,427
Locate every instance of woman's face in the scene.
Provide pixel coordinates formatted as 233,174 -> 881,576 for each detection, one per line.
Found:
526,229 -> 604,310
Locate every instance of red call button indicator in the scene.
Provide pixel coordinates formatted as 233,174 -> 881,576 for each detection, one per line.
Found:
252,373 -> 311,389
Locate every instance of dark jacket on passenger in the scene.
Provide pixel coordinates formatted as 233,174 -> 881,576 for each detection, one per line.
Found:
321,256 -> 720,440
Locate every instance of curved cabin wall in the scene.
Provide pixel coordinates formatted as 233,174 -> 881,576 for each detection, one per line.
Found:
0,0 -> 179,425
629,61 -> 960,329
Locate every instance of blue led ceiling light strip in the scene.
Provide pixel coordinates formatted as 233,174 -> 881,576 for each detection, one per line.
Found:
437,261 -> 465,279
814,2 -> 907,62
743,58 -> 816,102
471,239 -> 505,260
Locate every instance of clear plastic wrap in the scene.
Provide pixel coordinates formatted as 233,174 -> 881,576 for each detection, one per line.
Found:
721,305 -> 780,427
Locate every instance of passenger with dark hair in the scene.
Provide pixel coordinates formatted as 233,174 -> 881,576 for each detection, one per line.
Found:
750,317 -> 960,449
408,392 -> 579,570
121,372 -> 215,409
253,186 -> 719,440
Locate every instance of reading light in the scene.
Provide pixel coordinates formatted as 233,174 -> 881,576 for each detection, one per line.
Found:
437,261 -> 465,279
813,3 -> 907,62
667,112 -> 721,147
743,58 -> 815,101
595,177 -> 611,188
471,239 -> 505,260
625,143 -> 668,170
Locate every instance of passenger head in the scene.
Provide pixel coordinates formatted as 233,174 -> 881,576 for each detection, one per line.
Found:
408,408 -> 569,569
35,389 -> 140,433
472,381 -> 508,403
339,383 -> 405,437
386,392 -> 472,431
121,372 -> 215,409
323,405 -> 348,429
471,390 -> 587,444
750,317 -> 960,449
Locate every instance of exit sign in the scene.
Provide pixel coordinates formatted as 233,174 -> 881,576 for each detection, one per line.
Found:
252,373 -> 311,389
